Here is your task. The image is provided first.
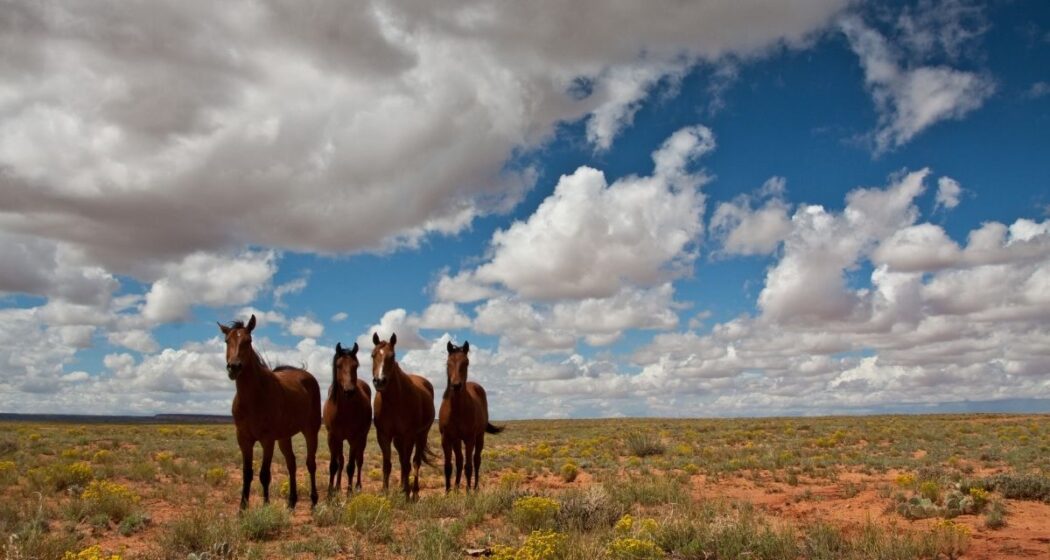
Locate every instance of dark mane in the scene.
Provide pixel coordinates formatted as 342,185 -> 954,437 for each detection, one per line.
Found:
230,320 -> 245,329
331,351 -> 340,382
273,365 -> 301,373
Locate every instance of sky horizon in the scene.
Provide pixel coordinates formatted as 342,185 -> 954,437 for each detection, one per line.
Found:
1,0 -> 1049,419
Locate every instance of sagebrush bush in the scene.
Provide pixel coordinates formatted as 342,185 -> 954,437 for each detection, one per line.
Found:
625,433 -> 666,457
557,485 -> 620,532
204,467 -> 227,487
0,460 -> 16,486
163,511 -> 240,559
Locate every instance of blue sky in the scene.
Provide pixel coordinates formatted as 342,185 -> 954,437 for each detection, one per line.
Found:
1,0 -> 1049,418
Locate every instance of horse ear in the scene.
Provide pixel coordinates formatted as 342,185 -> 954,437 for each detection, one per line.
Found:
447,340 -> 455,354
336,342 -> 343,354
390,333 -> 397,346
218,322 -> 230,335
372,332 -> 380,345
350,342 -> 359,356
463,341 -> 469,354
246,314 -> 257,332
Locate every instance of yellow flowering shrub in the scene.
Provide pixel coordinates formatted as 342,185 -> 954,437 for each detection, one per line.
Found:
606,537 -> 665,560
62,545 -> 122,560
930,519 -> 971,558
0,460 -> 16,485
204,467 -> 227,486
82,480 -> 139,522
560,462 -> 579,483
500,471 -> 526,489
895,473 -> 916,489
92,450 -> 114,464
511,496 -> 560,531
490,530 -> 566,560
614,513 -> 634,534
344,493 -> 392,536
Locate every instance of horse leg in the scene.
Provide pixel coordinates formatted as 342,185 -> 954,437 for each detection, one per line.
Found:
260,439 -> 275,504
452,439 -> 464,490
345,438 -> 356,496
473,432 -> 485,491
411,432 -> 427,500
442,435 -> 453,493
353,433 -> 366,491
327,435 -> 342,498
377,431 -> 393,492
278,438 -> 297,509
237,432 -> 254,510
463,438 -> 476,493
394,438 -> 412,498
305,427 -> 319,507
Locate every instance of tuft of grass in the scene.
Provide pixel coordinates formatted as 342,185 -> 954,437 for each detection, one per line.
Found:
625,432 -> 666,458
161,510 -> 240,560
239,504 -> 290,541
984,499 -> 1007,529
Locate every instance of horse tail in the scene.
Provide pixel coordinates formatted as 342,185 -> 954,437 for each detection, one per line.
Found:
485,422 -> 505,434
420,438 -> 440,468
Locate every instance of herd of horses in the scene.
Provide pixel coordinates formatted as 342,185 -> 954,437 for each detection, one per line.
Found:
218,314 -> 502,509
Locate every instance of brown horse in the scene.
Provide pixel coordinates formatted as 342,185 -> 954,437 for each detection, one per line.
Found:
370,332 -> 437,499
439,341 -> 503,492
323,342 -> 372,497
218,315 -> 321,509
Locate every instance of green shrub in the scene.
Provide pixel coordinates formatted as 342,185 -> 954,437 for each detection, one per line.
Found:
560,462 -> 579,483
81,480 -> 139,522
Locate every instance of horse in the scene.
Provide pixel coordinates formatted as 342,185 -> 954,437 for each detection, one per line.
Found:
323,342 -> 372,497
218,314 -> 321,509
438,341 -> 503,492
370,332 -> 437,499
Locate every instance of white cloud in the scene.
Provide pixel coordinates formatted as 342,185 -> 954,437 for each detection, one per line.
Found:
106,329 -> 160,354
141,251 -> 276,323
840,15 -> 995,153
273,276 -> 308,307
287,316 -> 324,339
418,302 -> 471,330
759,169 -> 929,322
331,312 -> 349,323
433,271 -> 500,304
473,126 -> 711,300
0,0 -> 847,272
710,177 -> 792,256
935,176 -> 963,210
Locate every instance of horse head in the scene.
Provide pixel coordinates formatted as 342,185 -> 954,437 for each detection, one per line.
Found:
446,340 -> 470,391
218,314 -> 256,380
371,332 -> 397,391
332,342 -> 360,395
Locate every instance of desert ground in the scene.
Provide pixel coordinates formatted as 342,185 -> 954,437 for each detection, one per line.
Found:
1,414 -> 1048,560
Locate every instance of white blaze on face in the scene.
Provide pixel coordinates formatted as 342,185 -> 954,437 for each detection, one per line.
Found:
373,347 -> 387,382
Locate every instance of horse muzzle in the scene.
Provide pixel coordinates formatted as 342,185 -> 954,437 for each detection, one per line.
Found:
373,377 -> 387,391
226,363 -> 241,380
451,382 -> 464,391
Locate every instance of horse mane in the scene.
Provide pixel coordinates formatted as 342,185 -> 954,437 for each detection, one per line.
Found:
229,320 -> 246,329
331,352 -> 340,382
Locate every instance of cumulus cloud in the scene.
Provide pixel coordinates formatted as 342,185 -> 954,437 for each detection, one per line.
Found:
473,126 -> 712,300
935,176 -> 963,210
840,15 -> 995,153
418,303 -> 471,330
759,169 -> 929,322
286,316 -> 324,339
710,177 -> 792,256
140,251 -> 277,323
0,0 -> 847,273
